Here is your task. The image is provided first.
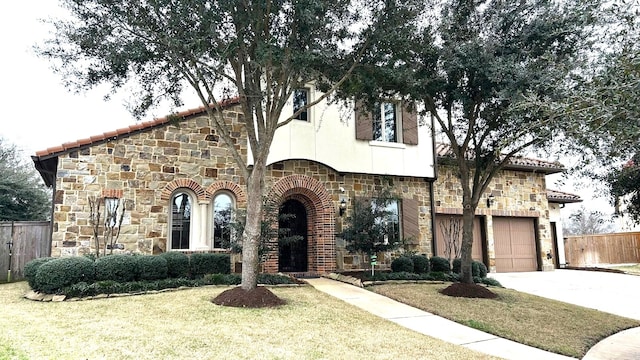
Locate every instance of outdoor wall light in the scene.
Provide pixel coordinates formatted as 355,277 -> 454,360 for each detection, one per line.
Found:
487,194 -> 495,208
339,199 -> 347,216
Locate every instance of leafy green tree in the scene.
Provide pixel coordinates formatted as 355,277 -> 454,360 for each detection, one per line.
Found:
607,154 -> 640,224
341,190 -> 402,262
0,139 -> 50,221
341,0 -> 601,283
38,0 -> 410,292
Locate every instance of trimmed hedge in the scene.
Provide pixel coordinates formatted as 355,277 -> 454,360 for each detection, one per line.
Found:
391,256 -> 414,273
136,255 -> 168,281
159,252 -> 190,278
452,259 -> 488,278
34,256 -> 95,293
24,257 -> 54,289
430,256 -> 450,272
190,253 -> 230,278
411,255 -> 430,274
95,255 -> 138,283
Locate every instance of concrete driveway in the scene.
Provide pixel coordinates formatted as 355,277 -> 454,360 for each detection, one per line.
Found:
489,269 -> 640,320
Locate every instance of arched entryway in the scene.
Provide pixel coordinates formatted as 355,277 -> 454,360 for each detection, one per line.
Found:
266,174 -> 336,274
278,199 -> 308,272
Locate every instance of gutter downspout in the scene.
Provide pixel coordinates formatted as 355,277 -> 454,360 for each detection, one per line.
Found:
430,113 -> 439,257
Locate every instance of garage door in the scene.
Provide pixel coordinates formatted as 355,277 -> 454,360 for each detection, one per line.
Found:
494,217 -> 537,272
435,215 -> 484,261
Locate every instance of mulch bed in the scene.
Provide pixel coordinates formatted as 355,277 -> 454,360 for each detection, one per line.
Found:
212,286 -> 287,308
439,283 -> 498,299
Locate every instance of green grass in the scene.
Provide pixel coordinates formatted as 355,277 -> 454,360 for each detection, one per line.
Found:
609,263 -> 640,275
0,282 -> 495,360
371,283 -> 640,358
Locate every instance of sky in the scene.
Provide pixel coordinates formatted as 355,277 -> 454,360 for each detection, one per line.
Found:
0,1 -> 614,219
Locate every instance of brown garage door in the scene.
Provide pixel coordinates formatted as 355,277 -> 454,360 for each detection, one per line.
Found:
494,217 -> 537,272
435,215 -> 484,261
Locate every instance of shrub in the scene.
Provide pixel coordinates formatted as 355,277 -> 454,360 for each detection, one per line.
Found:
257,273 -> 296,285
190,253 -> 230,278
136,255 -> 168,281
159,252 -> 190,278
452,258 -> 461,274
95,254 -> 138,283
391,256 -> 414,273
202,273 -> 242,285
24,257 -> 54,289
411,255 -> 430,274
479,277 -> 502,287
34,256 -> 95,294
473,261 -> 488,278
430,256 -> 450,272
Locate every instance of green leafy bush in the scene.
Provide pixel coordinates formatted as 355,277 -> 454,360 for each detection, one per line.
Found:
24,257 -> 54,289
430,256 -> 450,272
257,273 -> 296,285
159,252 -> 190,278
452,258 -> 461,274
95,255 -> 138,282
411,255 -> 430,273
478,277 -> 502,287
34,256 -> 95,293
202,273 -> 242,285
136,255 -> 168,281
473,261 -> 488,278
190,253 -> 230,278
391,256 -> 414,273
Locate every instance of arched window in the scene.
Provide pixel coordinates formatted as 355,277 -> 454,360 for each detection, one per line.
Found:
170,191 -> 193,250
213,192 -> 235,249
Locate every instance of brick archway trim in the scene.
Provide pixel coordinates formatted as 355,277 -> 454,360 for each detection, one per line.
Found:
267,174 -> 336,273
206,181 -> 247,206
160,179 -> 207,202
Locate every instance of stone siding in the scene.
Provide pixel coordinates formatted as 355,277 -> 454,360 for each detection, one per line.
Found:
50,108 -> 433,272
434,166 -> 553,272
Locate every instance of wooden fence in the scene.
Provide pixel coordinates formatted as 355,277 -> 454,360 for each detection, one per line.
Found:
564,232 -> 640,267
0,222 -> 51,282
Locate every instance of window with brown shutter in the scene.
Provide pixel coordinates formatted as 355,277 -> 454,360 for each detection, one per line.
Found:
402,105 -> 419,145
355,100 -> 373,140
402,198 -> 420,244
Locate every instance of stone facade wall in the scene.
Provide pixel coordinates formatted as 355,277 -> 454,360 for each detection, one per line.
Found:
434,166 -> 554,271
50,107 -> 433,272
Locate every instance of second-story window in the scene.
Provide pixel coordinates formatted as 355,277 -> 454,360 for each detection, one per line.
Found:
293,88 -> 309,121
373,102 -> 398,142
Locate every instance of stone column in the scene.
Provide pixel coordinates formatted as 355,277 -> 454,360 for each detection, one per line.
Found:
194,202 -> 209,250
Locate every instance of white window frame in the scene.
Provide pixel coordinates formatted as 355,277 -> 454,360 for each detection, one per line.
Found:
293,88 -> 310,121
212,191 -> 236,249
169,190 -> 196,251
372,198 -> 401,245
373,101 -> 402,143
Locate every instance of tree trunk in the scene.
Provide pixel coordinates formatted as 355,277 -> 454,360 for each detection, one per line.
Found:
459,204 -> 477,283
240,160 -> 266,290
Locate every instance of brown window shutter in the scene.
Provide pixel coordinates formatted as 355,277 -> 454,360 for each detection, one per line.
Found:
355,100 -> 373,140
402,104 -> 419,145
402,198 -> 420,244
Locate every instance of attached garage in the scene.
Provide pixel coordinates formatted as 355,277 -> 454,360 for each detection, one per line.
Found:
435,215 -> 485,262
493,217 -> 538,272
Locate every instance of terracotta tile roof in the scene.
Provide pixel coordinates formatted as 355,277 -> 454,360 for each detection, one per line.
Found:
435,142 -> 565,174
33,98 -> 240,159
547,189 -> 583,203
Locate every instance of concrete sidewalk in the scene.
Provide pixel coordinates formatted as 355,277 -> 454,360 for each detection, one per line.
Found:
306,277 -> 574,360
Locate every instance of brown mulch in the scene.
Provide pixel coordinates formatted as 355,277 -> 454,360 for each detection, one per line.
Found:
211,286 -> 287,308
439,283 -> 498,299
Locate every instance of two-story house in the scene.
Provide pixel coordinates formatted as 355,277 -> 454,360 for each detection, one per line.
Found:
32,91 -> 436,275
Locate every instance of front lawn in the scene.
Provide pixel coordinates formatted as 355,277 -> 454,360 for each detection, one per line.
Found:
0,282 -> 495,360
609,263 -> 640,275
371,283 -> 640,358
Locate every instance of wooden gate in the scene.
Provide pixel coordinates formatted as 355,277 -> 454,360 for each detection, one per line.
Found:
564,233 -> 640,266
0,222 -> 51,282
